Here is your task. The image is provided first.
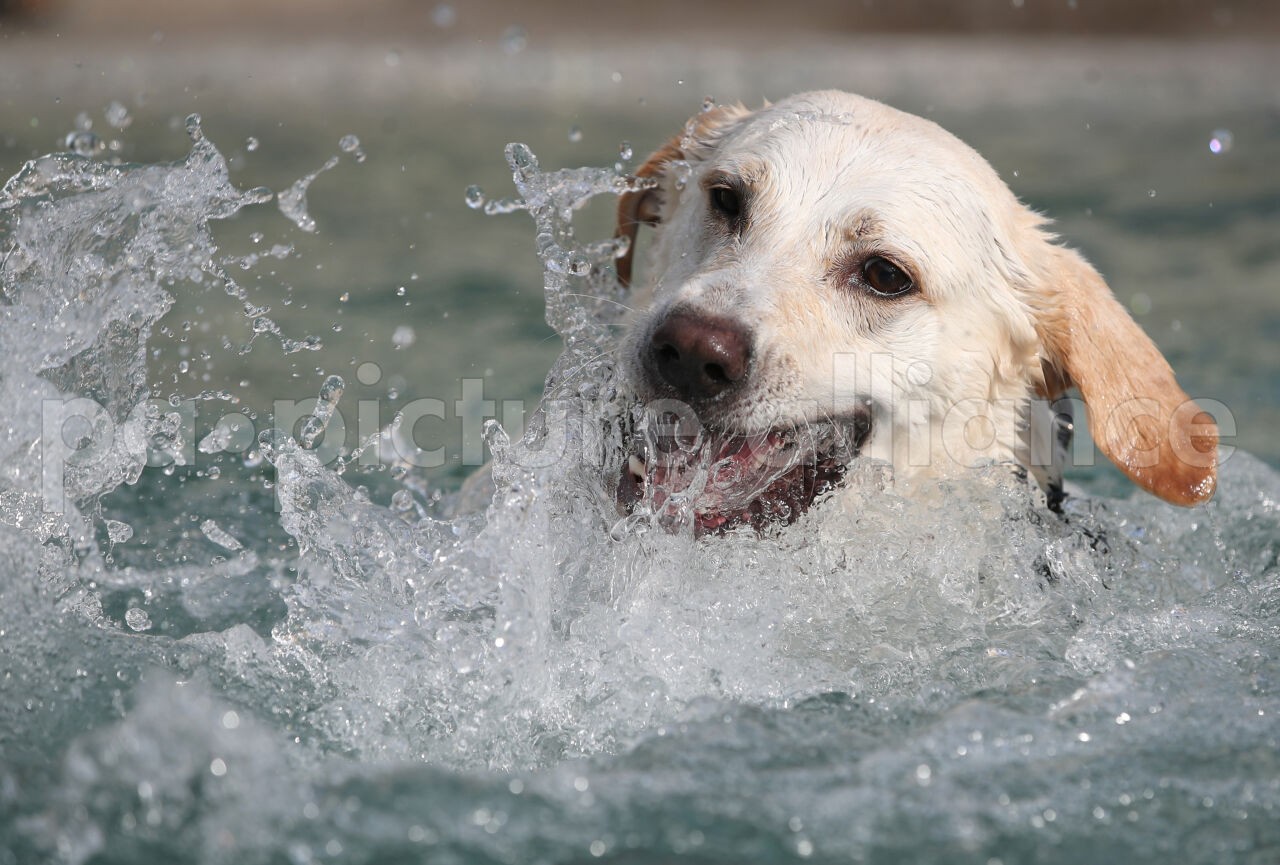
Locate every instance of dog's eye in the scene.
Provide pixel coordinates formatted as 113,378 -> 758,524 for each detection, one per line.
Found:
861,256 -> 914,297
709,185 -> 743,221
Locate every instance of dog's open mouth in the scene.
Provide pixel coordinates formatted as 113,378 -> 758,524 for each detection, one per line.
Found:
615,408 -> 871,536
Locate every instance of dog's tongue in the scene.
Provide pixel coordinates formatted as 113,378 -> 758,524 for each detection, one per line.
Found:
618,426 -> 843,535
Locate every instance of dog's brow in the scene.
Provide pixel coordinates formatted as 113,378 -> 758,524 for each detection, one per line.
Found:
843,210 -> 882,240
700,161 -> 765,191
699,169 -> 739,192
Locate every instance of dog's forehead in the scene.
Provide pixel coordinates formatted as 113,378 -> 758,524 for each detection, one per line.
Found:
705,92 -> 1025,286
717,97 -> 1002,210
725,92 -> 988,176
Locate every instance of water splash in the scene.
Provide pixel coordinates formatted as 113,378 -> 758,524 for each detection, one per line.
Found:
298,374 -> 345,449
277,154 -> 339,232
0,111 -> 1277,865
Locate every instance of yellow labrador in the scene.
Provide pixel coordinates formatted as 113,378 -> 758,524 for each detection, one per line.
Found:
613,91 -> 1216,534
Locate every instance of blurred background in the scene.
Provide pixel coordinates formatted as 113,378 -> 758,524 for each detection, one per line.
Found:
1,0 -> 1277,490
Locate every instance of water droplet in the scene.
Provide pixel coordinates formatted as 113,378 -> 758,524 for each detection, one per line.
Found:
105,519 -> 133,544
1208,128 -> 1233,154
432,3 -> 456,27
502,25 -> 527,55
64,130 -> 104,157
201,518 -> 244,551
392,325 -> 416,348
396,285 -> 407,296
465,185 -> 487,210
125,608 -> 152,632
104,100 -> 132,130
507,142 -> 535,170
185,113 -> 204,142
391,489 -> 415,511
245,136 -> 259,152
384,49 -> 401,67
339,134 -> 364,163
338,291 -> 350,303
618,141 -> 633,162
701,95 -> 717,113
1147,189 -> 1157,198
670,159 -> 692,191
568,125 -> 583,143
300,375 -> 345,449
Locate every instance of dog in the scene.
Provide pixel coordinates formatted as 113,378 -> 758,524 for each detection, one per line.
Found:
611,90 -> 1217,535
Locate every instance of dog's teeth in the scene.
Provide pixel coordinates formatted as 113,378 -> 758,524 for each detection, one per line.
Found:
628,454 -> 647,484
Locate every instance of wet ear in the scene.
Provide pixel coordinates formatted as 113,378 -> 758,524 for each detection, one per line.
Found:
615,135 -> 682,288
615,104 -> 751,288
1033,247 -> 1217,505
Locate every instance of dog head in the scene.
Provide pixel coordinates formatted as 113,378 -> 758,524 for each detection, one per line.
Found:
613,91 -> 1217,533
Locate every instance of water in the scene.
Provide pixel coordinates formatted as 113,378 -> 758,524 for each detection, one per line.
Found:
1,68 -> 1279,865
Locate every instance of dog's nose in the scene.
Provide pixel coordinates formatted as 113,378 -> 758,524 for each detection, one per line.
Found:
649,310 -> 751,400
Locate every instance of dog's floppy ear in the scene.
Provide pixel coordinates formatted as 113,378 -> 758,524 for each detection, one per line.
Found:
615,136 -> 681,288
1033,246 -> 1217,505
615,104 -> 751,288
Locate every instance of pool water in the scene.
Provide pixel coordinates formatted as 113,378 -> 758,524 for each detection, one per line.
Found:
1,38 -> 1278,865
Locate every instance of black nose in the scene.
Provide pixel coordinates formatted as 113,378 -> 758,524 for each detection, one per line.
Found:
648,310 -> 751,400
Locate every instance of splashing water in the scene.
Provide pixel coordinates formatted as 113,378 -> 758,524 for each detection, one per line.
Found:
0,115 -> 1278,865
276,154 -> 339,233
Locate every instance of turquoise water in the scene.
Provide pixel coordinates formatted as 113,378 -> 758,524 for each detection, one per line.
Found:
1,40 -> 1279,865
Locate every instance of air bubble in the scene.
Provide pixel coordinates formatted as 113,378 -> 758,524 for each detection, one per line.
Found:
465,185 -> 487,210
